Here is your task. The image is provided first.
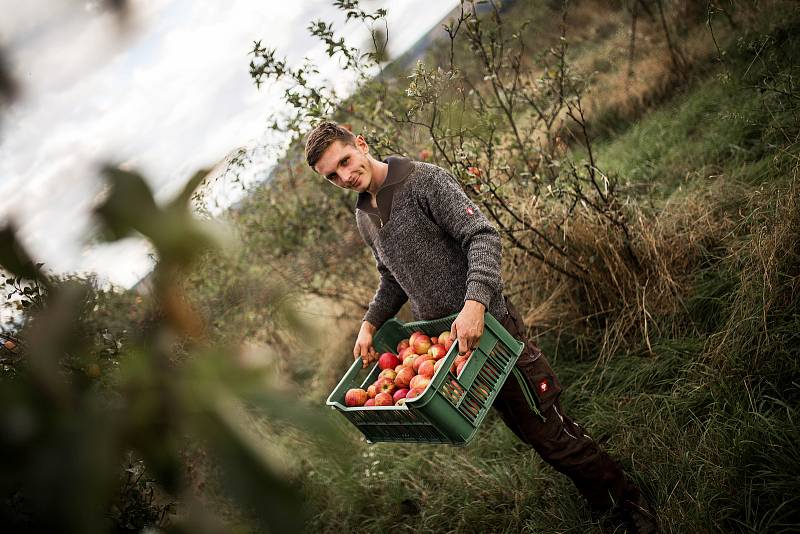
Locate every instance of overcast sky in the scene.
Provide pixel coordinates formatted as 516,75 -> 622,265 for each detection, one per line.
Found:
0,0 -> 459,288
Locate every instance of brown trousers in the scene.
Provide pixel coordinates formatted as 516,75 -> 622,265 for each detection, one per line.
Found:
493,296 -> 639,513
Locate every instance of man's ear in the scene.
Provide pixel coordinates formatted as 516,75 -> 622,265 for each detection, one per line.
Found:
355,135 -> 369,153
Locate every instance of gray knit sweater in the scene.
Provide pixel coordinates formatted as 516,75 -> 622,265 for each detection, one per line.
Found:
356,156 -> 507,328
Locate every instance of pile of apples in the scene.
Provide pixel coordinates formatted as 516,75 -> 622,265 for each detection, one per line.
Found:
344,330 -> 475,408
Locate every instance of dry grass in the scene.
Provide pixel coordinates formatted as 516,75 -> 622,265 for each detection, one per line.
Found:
504,176 -> 747,360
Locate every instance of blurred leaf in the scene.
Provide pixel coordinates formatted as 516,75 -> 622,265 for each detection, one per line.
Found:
95,165 -> 223,267
171,168 -> 210,209
94,167 -> 159,241
202,396 -> 306,533
0,225 -> 45,283
0,46 -> 19,104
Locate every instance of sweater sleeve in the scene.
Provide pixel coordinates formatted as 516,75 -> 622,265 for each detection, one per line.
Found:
416,166 -> 503,309
356,212 -> 408,328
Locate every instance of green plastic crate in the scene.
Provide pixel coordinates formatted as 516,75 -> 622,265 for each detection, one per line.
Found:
326,311 -> 525,445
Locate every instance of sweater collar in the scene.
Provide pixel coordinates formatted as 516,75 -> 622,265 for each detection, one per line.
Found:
355,156 -> 414,225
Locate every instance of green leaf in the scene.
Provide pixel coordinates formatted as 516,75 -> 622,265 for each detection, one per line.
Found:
201,399 -> 307,533
170,168 -> 210,209
0,225 -> 46,283
94,166 -> 159,240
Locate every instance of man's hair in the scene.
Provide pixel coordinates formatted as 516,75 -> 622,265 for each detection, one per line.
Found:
304,121 -> 357,169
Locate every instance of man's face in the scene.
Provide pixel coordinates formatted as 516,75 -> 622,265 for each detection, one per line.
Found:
313,137 -> 372,193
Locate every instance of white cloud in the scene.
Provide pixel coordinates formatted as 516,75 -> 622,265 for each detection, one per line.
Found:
0,0 -> 459,287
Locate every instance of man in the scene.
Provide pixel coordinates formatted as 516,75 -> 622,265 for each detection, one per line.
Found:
305,121 -> 658,533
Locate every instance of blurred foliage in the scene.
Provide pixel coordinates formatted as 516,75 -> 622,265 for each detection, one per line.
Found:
0,165 -> 345,532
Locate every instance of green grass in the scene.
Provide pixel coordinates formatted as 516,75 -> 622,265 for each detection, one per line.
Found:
292,20 -> 800,533
195,7 -> 800,533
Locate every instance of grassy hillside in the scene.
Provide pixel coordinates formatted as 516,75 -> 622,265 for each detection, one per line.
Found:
204,2 -> 800,532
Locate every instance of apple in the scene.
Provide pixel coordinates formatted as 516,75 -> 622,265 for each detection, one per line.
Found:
403,354 -> 418,368
394,364 -> 405,373
474,385 -> 490,401
365,398 -> 376,407
376,377 -> 396,396
428,344 -> 447,360
345,388 -> 368,407
451,355 -> 468,374
443,379 -> 465,402
433,359 -> 447,375
419,149 -> 432,161
409,331 -> 424,347
450,379 -> 464,394
456,359 -> 468,377
374,392 -> 393,406
394,366 -> 415,388
438,331 -> 453,349
406,387 -> 424,400
378,369 -> 397,382
396,339 -> 410,353
399,346 -> 416,360
410,374 -> 431,391
367,384 -> 377,398
412,334 -> 432,355
393,388 -> 409,403
378,352 -> 401,370
418,359 -> 436,379
413,353 -> 435,372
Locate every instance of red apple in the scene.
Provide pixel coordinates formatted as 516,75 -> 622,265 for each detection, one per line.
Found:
451,355 -> 468,374
367,384 -> 377,398
378,352 -> 400,370
409,331 -> 423,347
412,335 -> 432,355
438,331 -> 453,350
345,388 -> 368,407
410,374 -> 431,391
456,360 -> 468,377
403,354 -> 418,368
394,364 -> 405,373
365,398 -> 375,407
431,336 -> 438,345
413,353 -> 435,372
474,385 -> 490,400
379,369 -> 397,382
374,392 -> 393,406
396,339 -> 410,353
418,359 -> 436,379
376,377 -> 396,396
433,359 -> 447,375
393,388 -> 409,403
406,388 -> 424,400
394,366 -> 415,388
399,346 -> 416,360
428,344 -> 447,360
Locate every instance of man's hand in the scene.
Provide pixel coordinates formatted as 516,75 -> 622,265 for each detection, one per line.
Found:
353,321 -> 378,368
451,300 -> 485,355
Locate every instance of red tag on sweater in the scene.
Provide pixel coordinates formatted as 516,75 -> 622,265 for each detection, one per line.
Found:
466,207 -> 474,215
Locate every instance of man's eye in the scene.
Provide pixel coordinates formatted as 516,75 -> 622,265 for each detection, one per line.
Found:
342,158 -> 349,166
